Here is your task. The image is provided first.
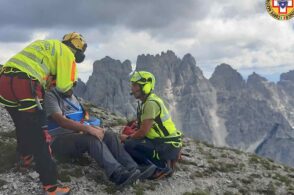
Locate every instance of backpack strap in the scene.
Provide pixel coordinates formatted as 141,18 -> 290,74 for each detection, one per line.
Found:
51,89 -> 65,115
146,99 -> 170,137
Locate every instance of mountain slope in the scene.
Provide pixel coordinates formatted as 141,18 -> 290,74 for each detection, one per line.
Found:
1,105 -> 294,194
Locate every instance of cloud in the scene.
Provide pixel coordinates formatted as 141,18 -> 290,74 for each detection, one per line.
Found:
190,13 -> 294,73
0,0 -> 293,82
0,0 -> 202,39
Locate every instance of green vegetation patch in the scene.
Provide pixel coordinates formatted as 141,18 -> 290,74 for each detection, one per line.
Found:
179,159 -> 198,166
249,155 -> 275,170
207,160 -> 244,173
108,118 -> 127,127
218,147 -> 243,155
248,173 -> 262,180
190,171 -> 207,179
0,130 -> 16,139
272,173 -> 291,186
241,178 -> 252,185
58,167 -> 84,182
256,182 -> 276,195
183,188 -> 209,195
103,185 -> 117,194
0,179 -> 8,188
201,141 -> 214,148
0,139 -> 17,173
133,184 -> 145,195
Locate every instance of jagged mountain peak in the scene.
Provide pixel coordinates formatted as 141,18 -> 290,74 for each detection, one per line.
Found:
94,56 -> 132,67
248,72 -> 267,82
246,72 -> 272,98
93,56 -> 132,74
177,53 -> 205,82
280,70 -> 294,82
210,63 -> 245,91
182,53 -> 196,65
247,72 -> 268,86
137,50 -> 177,59
136,50 -> 180,69
212,63 -> 240,76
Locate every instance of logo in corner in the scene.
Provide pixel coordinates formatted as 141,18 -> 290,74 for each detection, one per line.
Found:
266,0 -> 294,20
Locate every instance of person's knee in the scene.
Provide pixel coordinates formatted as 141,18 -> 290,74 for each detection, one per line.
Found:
87,135 -> 103,149
124,139 -> 137,153
103,130 -> 117,141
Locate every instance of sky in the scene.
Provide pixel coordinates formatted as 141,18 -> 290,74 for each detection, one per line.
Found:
0,0 -> 293,82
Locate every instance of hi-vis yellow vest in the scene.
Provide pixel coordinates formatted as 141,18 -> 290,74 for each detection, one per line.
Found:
141,93 -> 182,140
3,39 -> 77,93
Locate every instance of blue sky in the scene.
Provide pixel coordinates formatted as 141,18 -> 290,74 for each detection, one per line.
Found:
0,0 -> 293,82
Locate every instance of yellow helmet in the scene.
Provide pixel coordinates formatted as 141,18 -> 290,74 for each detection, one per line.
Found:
130,71 -> 156,94
62,32 -> 87,52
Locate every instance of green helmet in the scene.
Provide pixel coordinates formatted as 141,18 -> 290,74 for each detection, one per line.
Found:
130,71 -> 156,94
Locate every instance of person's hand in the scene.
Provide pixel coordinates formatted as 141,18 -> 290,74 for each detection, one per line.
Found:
120,134 -> 129,143
86,126 -> 105,141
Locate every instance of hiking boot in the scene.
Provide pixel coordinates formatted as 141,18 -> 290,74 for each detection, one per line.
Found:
148,166 -> 173,180
43,184 -> 71,195
110,168 -> 140,189
138,164 -> 157,180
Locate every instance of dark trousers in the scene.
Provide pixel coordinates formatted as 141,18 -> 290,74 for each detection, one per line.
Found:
51,131 -> 138,178
6,107 -> 57,185
0,73 -> 58,186
124,138 -> 181,168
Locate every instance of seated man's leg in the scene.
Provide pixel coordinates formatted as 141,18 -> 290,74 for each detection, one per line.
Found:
51,133 -> 83,162
103,131 -> 138,171
124,138 -> 156,165
52,133 -> 121,177
51,133 -> 140,185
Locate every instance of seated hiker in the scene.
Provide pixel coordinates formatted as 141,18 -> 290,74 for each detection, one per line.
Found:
121,71 -> 183,180
44,86 -> 141,188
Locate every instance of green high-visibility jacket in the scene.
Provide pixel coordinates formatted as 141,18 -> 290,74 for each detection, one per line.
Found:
140,93 -> 182,141
3,39 -> 77,93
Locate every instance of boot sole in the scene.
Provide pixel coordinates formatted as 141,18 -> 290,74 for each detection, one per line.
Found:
116,169 -> 140,189
139,164 -> 157,180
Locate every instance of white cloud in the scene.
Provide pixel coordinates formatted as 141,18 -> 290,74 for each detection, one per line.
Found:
0,0 -> 293,82
188,12 -> 294,79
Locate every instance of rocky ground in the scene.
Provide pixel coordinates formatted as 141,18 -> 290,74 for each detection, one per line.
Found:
1,105 -> 294,195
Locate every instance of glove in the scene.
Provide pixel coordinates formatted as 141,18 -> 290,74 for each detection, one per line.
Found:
122,120 -> 137,135
122,126 -> 136,135
43,130 -> 52,143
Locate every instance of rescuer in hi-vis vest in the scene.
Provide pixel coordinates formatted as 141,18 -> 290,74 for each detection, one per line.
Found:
121,71 -> 183,180
0,32 -> 87,195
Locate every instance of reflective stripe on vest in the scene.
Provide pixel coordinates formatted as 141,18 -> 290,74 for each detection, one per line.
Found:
4,40 -> 54,87
20,50 -> 50,75
8,58 -> 43,82
4,40 -> 77,93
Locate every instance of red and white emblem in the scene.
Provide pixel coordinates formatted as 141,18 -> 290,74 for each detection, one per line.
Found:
272,0 -> 293,13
